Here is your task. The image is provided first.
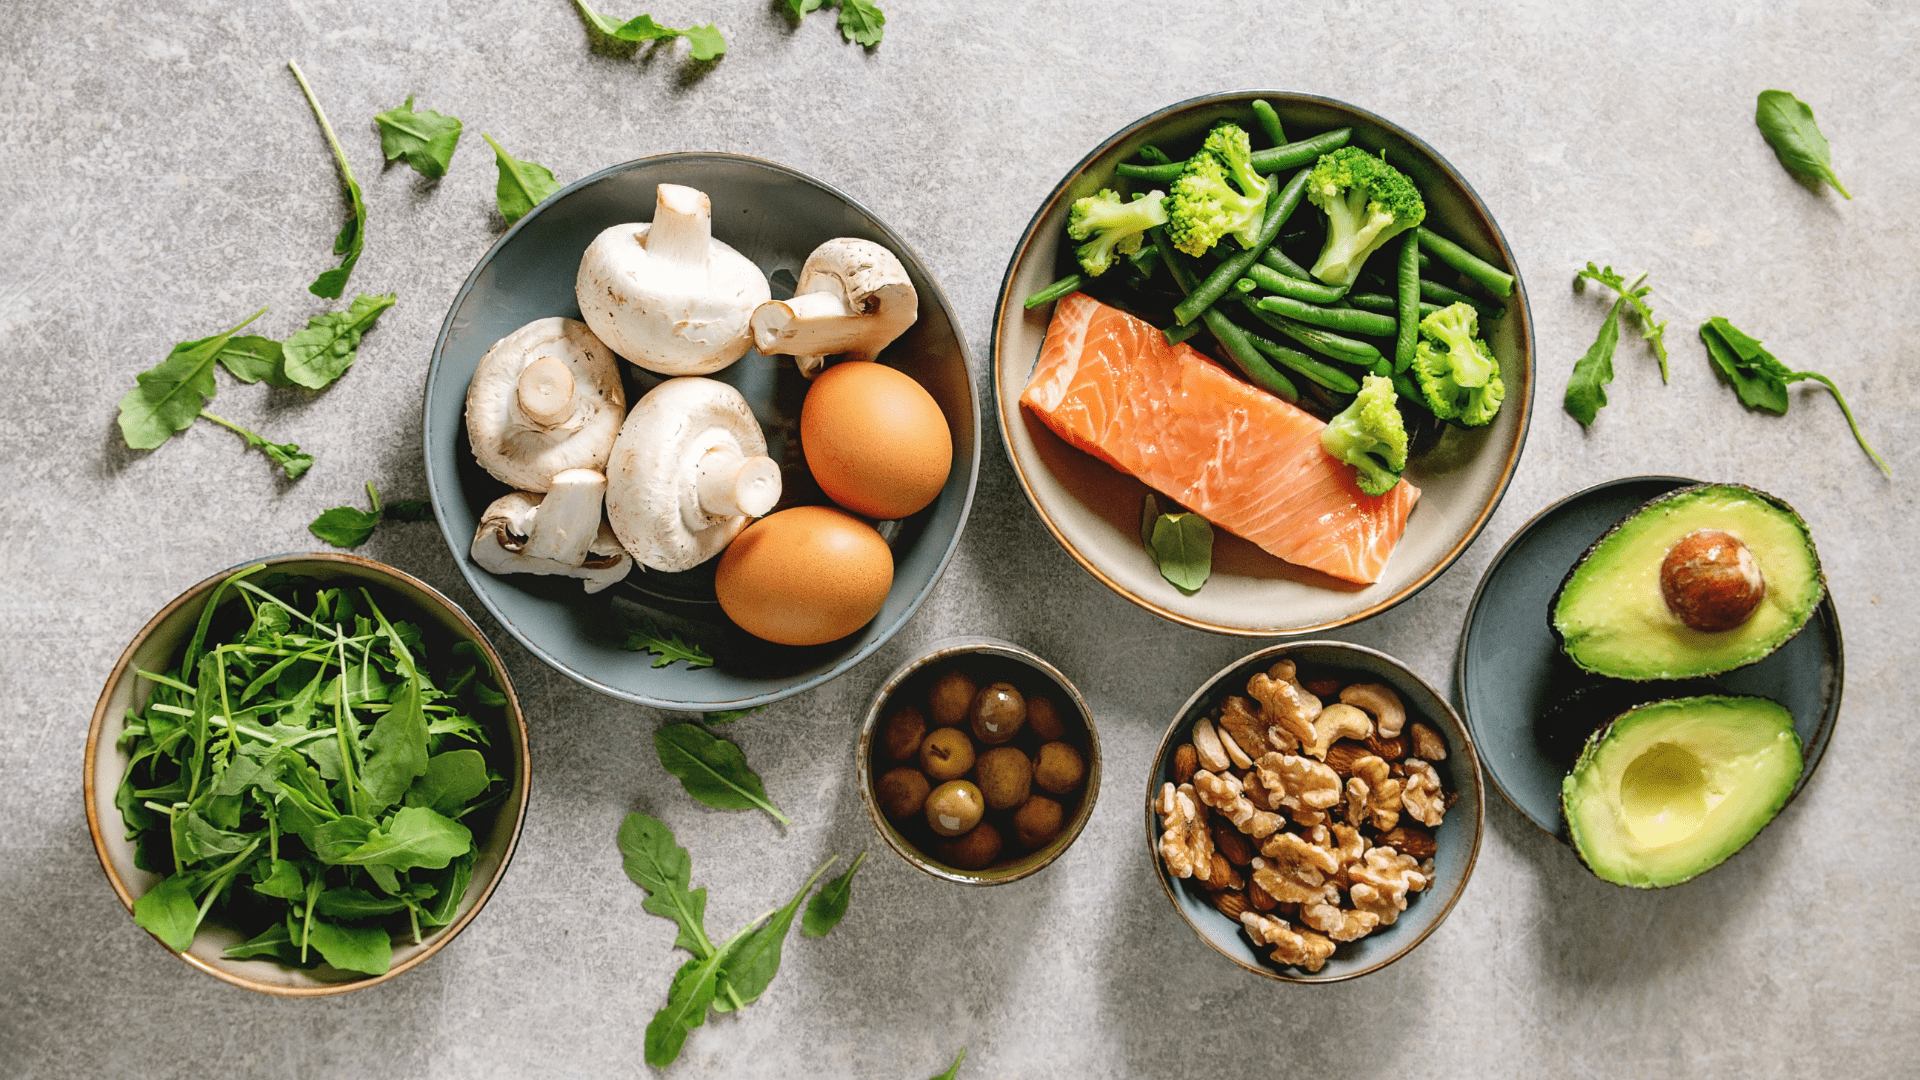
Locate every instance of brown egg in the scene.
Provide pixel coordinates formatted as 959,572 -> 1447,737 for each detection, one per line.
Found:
715,506 -> 893,646
800,361 -> 953,520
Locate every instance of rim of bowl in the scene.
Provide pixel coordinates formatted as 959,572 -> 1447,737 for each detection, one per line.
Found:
856,636 -> 1101,886
990,89 -> 1535,637
1144,639 -> 1485,983
423,150 -> 983,710
82,552 -> 533,997
1452,473 -> 1846,844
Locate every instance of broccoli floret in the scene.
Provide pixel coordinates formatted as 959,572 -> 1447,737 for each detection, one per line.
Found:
1319,374 -> 1409,496
1067,188 -> 1168,277
1165,123 -> 1270,258
1305,147 -> 1426,287
1413,301 -> 1505,426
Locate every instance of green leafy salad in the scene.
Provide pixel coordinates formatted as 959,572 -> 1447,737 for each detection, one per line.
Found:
114,565 -> 509,976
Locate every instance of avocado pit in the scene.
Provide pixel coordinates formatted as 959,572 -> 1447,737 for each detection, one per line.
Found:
1660,529 -> 1765,632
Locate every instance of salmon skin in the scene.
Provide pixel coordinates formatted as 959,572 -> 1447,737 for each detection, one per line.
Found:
1020,293 -> 1418,586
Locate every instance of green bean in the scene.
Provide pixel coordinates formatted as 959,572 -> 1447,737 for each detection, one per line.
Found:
1259,246 -> 1324,286
1162,320 -> 1202,346
1348,292 -> 1442,318
1420,278 -> 1503,320
1116,127 -> 1351,181
1023,273 -> 1082,310
1158,235 -> 1298,401
1172,169 -> 1309,325
1254,294 -> 1398,337
1240,261 -> 1349,304
1242,331 -> 1361,394
1394,233 -> 1421,373
1136,144 -> 1172,166
1251,99 -> 1286,146
1392,370 -> 1427,412
1243,300 -> 1383,365
1415,225 -> 1514,298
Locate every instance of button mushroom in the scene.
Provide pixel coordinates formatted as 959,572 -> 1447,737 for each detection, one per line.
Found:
749,237 -> 918,377
471,469 -> 633,593
605,377 -> 781,572
464,317 -> 626,492
575,184 -> 770,376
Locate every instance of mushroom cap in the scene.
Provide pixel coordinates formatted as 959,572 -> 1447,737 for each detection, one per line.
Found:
750,237 -> 918,377
605,377 -> 778,573
465,317 -> 626,492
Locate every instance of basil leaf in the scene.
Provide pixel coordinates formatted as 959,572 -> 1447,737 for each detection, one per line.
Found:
837,0 -> 885,47
404,749 -> 493,816
1755,90 -> 1850,199
373,96 -> 463,179
1146,512 -> 1213,593
131,875 -> 202,951
1139,492 -> 1159,549
305,916 -> 392,975
328,806 -> 472,871
482,134 -> 559,225
654,722 -> 789,824
288,61 -> 366,298
714,857 -> 837,1012
215,335 -> 290,386
801,850 -> 865,938
282,292 -> 396,390
359,673 -> 430,810
116,307 -> 268,450
1564,296 -> 1622,427
617,812 -> 713,956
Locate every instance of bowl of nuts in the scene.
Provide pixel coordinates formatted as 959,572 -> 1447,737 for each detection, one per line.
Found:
858,638 -> 1100,884
1147,641 -> 1483,982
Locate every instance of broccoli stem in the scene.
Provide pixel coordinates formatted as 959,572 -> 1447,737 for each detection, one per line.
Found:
1253,294 -> 1397,337
1420,278 -> 1502,320
1415,225 -> 1515,298
1116,127 -> 1352,182
1241,330 -> 1361,394
1394,234 -> 1421,373
1348,291 -> 1442,318
1157,234 -> 1299,402
1171,168 -> 1309,326
1023,273 -> 1083,310
1240,261 -> 1349,305
1250,99 -> 1286,146
1243,301 -> 1383,366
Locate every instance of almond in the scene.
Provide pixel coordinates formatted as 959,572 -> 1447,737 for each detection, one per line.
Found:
1172,743 -> 1199,785
1211,821 -> 1254,866
1321,740 -> 1371,777
1303,677 -> 1343,699
1212,890 -> 1249,920
1379,824 -> 1438,860
1205,852 -> 1237,890
1247,877 -> 1279,912
1366,732 -> 1407,762
1409,722 -> 1449,761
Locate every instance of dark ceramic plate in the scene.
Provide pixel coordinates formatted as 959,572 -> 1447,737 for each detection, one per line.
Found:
1455,475 -> 1842,839
422,153 -> 980,710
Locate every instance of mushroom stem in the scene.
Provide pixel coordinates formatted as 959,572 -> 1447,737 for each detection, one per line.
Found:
521,468 -> 607,565
750,292 -> 864,357
645,184 -> 713,273
516,354 -> 577,428
695,448 -> 781,519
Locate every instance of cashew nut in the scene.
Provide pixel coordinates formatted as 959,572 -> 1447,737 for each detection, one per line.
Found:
1340,682 -> 1407,738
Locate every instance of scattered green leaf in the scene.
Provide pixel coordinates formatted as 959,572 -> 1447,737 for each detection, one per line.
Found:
198,410 -> 314,479
215,335 -> 292,387
714,856 -> 836,1010
482,133 -> 560,225
704,707 -> 758,724
305,917 -> 393,975
1755,90 -> 1850,199
1564,297 -> 1622,428
131,875 -> 202,952
931,1048 -> 968,1080
1141,499 -> 1213,593
801,850 -> 865,938
785,0 -> 827,16
836,0 -> 885,46
654,722 -> 788,824
1698,316 -> 1888,475
288,60 -> 367,298
618,812 -> 715,956
570,2 -> 725,60
623,624 -> 714,669
1574,263 -> 1668,382
117,307 -> 268,450
374,95 -> 463,179
644,931 -> 742,1067
309,481 -> 429,548
282,292 -> 396,390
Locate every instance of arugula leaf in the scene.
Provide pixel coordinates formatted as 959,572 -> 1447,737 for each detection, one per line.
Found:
785,0 -> 827,15
359,673 -> 430,810
287,60 -> 366,298
714,856 -> 837,1012
215,335 -> 291,386
405,749 -> 493,816
117,307 -> 268,450
327,806 -> 473,870
131,874 -> 202,951
931,1048 -> 968,1080
305,917 -> 393,975
283,292 -> 396,390
373,95 -> 463,179
645,936 -> 740,1068
655,722 -> 789,824
801,850 -> 865,938
1574,263 -> 1668,382
704,707 -> 759,724
1698,317 -> 1889,475
1564,297 -> 1622,428
623,624 -> 714,669
572,2 -> 727,60
198,410 -> 313,480
837,0 -> 885,46
1755,90 -> 1850,199
314,887 -> 408,918
223,921 -> 298,962
309,481 -> 428,548
618,812 -> 714,956
482,133 -> 560,225
1142,502 -> 1213,593
252,859 -> 305,900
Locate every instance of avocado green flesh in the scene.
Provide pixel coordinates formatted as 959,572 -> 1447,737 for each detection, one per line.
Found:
1563,695 -> 1803,888
1554,485 -> 1822,680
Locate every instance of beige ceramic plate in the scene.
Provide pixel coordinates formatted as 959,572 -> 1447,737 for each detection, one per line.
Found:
993,91 -> 1533,635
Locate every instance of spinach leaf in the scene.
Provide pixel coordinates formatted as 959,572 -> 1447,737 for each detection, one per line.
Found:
618,812 -> 714,956
837,0 -> 885,46
801,850 -> 865,938
655,722 -> 789,824
283,292 -> 396,390
131,875 -> 202,951
405,749 -> 493,816
287,60 -> 367,298
1564,296 -> 1622,427
931,1048 -> 968,1080
1755,90 -> 1850,199
198,410 -> 313,480
623,624 -> 714,669
1142,502 -> 1213,593
572,1 -> 726,60
1574,263 -> 1668,382
117,307 -> 268,450
482,134 -> 560,225
305,916 -> 393,975
359,673 -> 430,810
715,857 -> 836,1012
328,806 -> 473,871
1698,317 -> 1888,474
215,335 -> 292,386
373,96 -> 463,179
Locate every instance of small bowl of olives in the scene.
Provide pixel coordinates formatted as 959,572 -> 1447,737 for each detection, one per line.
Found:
857,637 -> 1101,885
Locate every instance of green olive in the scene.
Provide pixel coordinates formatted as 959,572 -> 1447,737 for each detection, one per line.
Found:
975,746 -> 1034,811
924,780 -> 985,837
937,821 -> 1003,870
968,682 -> 1027,745
879,704 -> 928,762
918,727 -> 976,781
1013,794 -> 1065,849
874,767 -> 930,822
1026,694 -> 1069,741
927,669 -> 977,727
1033,741 -> 1086,795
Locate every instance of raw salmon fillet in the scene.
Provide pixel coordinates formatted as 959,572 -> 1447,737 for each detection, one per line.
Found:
1020,292 -> 1419,585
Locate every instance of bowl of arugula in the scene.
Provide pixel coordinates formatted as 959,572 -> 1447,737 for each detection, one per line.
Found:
84,553 -> 530,995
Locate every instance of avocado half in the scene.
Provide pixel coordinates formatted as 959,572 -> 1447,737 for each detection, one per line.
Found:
1551,484 -> 1824,681
1563,695 -> 1802,888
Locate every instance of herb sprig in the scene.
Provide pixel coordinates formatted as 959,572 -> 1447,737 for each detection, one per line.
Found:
1699,317 -> 1888,475
287,60 -> 367,299
573,1 -> 726,61
309,482 -> 433,548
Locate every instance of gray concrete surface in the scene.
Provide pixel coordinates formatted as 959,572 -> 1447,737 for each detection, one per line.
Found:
3,1 -> 1915,1076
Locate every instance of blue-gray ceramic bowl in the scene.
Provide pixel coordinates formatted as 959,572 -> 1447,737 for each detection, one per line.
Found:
423,153 -> 980,710
1146,641 -> 1483,983
1455,475 -> 1842,844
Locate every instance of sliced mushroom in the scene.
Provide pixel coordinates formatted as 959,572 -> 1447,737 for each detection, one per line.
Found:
464,317 -> 626,492
575,184 -> 770,376
750,238 -> 918,377
471,472 -> 632,593
605,377 -> 781,572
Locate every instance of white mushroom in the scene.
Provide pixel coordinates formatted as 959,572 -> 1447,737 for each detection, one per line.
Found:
471,471 -> 632,593
464,317 -> 626,492
750,238 -> 918,377
575,184 -> 770,376
605,377 -> 781,572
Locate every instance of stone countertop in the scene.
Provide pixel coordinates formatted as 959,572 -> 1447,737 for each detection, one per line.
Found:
2,2 -> 1914,1076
